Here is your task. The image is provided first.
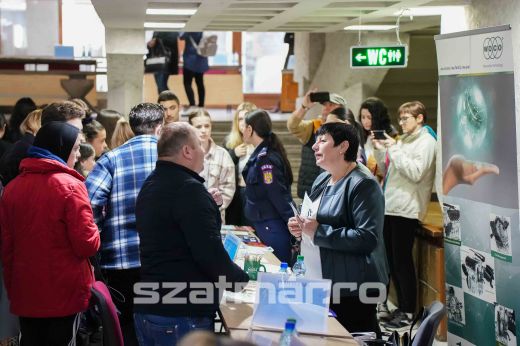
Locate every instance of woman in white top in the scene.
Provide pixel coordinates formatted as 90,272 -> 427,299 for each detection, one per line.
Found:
224,102 -> 257,225
188,109 -> 236,223
359,97 -> 397,180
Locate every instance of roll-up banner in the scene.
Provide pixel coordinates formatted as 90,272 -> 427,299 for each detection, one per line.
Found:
435,25 -> 519,345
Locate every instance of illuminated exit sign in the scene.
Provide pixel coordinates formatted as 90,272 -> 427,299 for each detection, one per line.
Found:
350,45 -> 407,68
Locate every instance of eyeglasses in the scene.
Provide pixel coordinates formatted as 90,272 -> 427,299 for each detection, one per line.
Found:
398,115 -> 415,123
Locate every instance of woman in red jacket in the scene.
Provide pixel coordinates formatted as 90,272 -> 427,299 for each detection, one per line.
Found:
0,121 -> 100,346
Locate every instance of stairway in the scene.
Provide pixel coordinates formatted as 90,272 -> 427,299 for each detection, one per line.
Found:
211,120 -> 303,202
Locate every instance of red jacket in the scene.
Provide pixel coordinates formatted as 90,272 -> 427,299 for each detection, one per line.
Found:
0,158 -> 100,317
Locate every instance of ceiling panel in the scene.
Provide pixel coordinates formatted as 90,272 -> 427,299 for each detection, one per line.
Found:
91,0 -> 465,32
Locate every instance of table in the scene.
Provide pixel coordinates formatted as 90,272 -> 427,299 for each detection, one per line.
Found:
220,229 -> 359,345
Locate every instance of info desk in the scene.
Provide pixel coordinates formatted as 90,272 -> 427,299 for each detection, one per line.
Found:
220,230 -> 358,345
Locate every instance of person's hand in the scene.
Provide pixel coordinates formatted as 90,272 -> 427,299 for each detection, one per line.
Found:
208,187 -> 223,206
147,38 -> 157,49
372,132 -> 395,150
302,88 -> 317,110
442,155 -> 500,194
234,143 -> 247,158
380,132 -> 396,148
301,218 -> 319,238
288,216 -> 303,239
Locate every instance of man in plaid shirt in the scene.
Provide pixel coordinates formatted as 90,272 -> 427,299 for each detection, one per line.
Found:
86,103 -> 163,346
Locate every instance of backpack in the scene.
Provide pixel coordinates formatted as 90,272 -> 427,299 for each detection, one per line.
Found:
189,34 -> 218,57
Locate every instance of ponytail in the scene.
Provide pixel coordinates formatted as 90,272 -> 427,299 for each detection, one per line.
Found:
267,132 -> 293,185
246,110 -> 293,185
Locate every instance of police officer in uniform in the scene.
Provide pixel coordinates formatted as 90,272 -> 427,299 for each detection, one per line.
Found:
242,110 -> 294,263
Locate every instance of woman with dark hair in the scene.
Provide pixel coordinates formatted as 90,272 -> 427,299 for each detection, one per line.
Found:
83,119 -> 108,159
242,110 -> 294,263
287,122 -> 388,336
0,121 -> 100,346
6,97 -> 37,143
359,97 -> 396,177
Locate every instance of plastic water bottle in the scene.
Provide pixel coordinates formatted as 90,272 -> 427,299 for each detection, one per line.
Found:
292,255 -> 306,277
279,318 -> 297,346
279,262 -> 289,288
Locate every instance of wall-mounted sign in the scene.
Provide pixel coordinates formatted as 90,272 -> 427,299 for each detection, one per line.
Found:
350,45 -> 407,68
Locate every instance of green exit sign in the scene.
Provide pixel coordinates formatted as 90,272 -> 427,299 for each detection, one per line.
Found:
350,45 -> 407,68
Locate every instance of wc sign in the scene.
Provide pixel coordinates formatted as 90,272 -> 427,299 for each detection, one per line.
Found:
483,36 -> 503,60
350,45 -> 407,68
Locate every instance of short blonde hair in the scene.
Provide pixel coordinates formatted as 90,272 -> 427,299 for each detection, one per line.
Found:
225,102 -> 257,149
398,101 -> 427,123
19,109 -> 42,135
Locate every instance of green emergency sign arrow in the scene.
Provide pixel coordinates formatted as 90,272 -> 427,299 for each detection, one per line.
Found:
350,45 -> 407,68
355,53 -> 367,62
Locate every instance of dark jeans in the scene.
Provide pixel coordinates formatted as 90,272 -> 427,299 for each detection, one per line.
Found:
330,296 -> 380,337
154,71 -> 169,93
383,215 -> 418,313
183,68 -> 205,107
103,268 -> 141,346
19,314 -> 77,346
134,313 -> 214,346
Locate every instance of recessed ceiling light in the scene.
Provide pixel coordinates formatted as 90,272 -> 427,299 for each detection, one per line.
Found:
344,25 -> 397,31
393,6 -> 462,16
144,22 -> 186,29
146,8 -> 197,16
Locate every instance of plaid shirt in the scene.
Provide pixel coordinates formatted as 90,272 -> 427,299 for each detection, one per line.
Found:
200,139 -> 236,222
86,135 -> 157,269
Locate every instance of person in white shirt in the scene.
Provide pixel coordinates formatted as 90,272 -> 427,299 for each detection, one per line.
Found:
188,109 -> 236,223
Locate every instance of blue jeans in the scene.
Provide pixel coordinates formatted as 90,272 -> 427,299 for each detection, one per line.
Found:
134,313 -> 214,346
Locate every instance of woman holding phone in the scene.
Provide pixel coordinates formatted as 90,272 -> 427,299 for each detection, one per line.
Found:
287,122 -> 388,335
358,97 -> 396,178
372,101 -> 436,329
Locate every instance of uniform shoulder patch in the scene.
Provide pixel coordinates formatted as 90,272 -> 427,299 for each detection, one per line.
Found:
261,164 -> 273,184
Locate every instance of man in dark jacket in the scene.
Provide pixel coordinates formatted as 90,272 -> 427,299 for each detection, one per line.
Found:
134,122 -> 249,345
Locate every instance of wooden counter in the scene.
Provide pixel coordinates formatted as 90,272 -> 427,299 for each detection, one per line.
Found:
0,57 -> 97,106
143,65 -> 243,108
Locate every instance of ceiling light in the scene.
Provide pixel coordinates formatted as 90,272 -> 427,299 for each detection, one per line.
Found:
146,8 -> 197,16
144,22 -> 186,29
344,25 -> 397,31
393,6 -> 462,16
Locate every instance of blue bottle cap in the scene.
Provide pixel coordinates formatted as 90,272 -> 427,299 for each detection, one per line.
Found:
285,321 -> 296,331
280,262 -> 288,270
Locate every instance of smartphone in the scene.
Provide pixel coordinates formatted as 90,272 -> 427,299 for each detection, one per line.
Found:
309,92 -> 330,103
372,130 -> 386,140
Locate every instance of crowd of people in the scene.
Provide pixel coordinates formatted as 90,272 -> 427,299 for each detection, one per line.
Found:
0,89 -> 440,345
